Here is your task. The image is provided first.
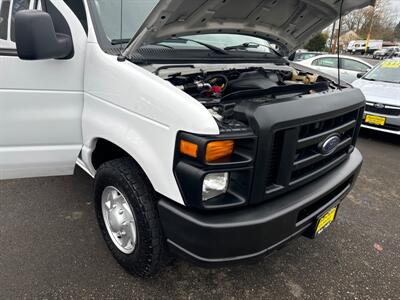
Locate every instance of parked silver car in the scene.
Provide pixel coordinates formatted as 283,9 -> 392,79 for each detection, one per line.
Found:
353,59 -> 400,135
299,54 -> 372,83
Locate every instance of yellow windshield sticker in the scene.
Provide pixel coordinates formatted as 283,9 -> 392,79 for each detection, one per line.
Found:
382,61 -> 400,69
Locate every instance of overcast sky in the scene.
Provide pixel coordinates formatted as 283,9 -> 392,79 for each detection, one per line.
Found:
389,0 -> 400,13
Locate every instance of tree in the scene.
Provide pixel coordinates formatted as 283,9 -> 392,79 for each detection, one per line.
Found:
304,33 -> 328,51
342,9 -> 367,33
340,0 -> 398,41
395,22 -> 400,41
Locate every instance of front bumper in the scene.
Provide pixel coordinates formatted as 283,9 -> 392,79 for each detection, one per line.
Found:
158,149 -> 363,264
362,111 -> 400,135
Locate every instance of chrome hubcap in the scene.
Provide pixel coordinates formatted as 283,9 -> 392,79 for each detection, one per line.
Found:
101,186 -> 137,254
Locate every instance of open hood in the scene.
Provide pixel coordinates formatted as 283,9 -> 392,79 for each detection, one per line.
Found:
124,0 -> 374,57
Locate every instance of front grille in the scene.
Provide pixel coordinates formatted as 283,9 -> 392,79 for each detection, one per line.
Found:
265,108 -> 362,198
265,131 -> 284,188
365,104 -> 400,116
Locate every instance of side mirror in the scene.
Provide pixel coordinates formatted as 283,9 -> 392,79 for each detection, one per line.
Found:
15,10 -> 73,60
357,72 -> 366,79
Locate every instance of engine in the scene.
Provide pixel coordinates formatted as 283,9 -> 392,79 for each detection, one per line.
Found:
169,69 -> 283,99
158,65 -> 337,125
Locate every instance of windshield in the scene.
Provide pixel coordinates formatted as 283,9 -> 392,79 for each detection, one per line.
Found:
91,0 -> 277,55
364,60 -> 400,84
159,34 -> 275,53
92,0 -> 159,41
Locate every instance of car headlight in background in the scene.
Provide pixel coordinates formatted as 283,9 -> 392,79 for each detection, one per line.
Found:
202,172 -> 229,201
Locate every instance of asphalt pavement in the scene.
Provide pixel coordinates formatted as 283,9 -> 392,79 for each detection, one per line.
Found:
0,129 -> 399,299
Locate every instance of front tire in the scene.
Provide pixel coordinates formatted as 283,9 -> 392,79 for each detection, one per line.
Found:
94,158 -> 167,277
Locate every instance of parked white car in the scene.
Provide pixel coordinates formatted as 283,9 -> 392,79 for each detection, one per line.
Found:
299,54 -> 373,83
373,47 -> 400,60
0,0 -> 371,277
353,59 -> 400,135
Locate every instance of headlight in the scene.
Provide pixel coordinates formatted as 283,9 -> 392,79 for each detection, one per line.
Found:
175,132 -> 256,209
179,139 -> 234,162
202,172 -> 229,201
205,140 -> 234,162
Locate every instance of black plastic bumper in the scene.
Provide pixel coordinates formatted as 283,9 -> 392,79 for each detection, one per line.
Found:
158,149 -> 363,264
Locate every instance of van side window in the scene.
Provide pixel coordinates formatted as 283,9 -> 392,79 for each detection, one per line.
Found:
10,0 -> 30,42
64,0 -> 88,34
0,0 -> 11,40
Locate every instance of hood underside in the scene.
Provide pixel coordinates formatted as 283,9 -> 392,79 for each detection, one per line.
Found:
124,0 -> 374,56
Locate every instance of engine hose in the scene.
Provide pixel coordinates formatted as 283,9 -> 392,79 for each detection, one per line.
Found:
205,74 -> 229,92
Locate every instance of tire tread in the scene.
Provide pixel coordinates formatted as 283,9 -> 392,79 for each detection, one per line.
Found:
95,157 -> 168,278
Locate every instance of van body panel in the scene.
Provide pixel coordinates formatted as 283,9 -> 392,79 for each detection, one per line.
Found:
0,0 -> 87,179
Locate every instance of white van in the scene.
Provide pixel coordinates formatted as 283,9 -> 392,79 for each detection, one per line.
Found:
0,0 -> 371,277
347,39 -> 383,55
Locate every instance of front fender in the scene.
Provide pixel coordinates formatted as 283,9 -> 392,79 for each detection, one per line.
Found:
82,92 -> 185,204
82,44 -> 220,205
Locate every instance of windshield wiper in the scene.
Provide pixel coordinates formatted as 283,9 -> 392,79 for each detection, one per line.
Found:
224,42 -> 282,57
145,42 -> 176,49
363,78 -> 398,84
112,39 -> 175,49
378,80 -> 399,84
111,38 -> 131,45
163,37 -> 229,55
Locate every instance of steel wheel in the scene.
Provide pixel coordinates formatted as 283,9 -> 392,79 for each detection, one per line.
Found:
101,186 -> 137,254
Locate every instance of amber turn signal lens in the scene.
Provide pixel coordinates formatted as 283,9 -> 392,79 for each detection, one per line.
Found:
206,140 -> 234,162
180,140 -> 198,158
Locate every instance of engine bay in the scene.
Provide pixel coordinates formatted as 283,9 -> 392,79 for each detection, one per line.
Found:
152,64 -> 339,126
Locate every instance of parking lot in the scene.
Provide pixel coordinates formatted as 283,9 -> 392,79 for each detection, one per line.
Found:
0,129 -> 399,299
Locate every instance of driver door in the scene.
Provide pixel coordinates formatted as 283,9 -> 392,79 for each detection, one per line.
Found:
340,58 -> 371,83
0,0 -> 87,180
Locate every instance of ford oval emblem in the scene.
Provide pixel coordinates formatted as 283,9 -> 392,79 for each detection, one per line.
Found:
320,135 -> 341,155
374,103 -> 385,109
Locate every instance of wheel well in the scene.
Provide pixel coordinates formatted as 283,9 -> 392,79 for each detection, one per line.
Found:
91,139 -> 130,170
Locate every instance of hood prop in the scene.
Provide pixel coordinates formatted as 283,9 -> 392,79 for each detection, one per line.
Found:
337,0 -> 344,89
117,0 -> 127,62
